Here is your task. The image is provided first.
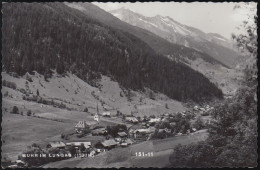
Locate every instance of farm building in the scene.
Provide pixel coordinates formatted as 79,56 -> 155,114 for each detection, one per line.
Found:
47,141 -> 66,149
125,116 -> 138,123
96,139 -> 117,150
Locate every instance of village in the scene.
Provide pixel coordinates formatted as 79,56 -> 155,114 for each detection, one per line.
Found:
2,72 -> 215,168
6,100 -> 214,168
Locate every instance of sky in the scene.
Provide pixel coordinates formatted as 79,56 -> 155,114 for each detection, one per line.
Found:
92,2 -> 257,39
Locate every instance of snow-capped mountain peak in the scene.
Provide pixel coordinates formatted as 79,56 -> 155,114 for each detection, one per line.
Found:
109,8 -> 238,68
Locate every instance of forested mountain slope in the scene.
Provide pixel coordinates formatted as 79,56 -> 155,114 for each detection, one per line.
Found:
2,2 -> 223,102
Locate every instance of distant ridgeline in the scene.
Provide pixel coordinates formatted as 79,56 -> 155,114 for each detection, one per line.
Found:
2,3 -> 223,102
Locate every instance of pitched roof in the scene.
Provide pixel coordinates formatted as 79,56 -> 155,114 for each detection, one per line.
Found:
66,142 -> 91,148
101,139 -> 117,147
92,128 -> 107,134
48,141 -> 65,148
118,131 -> 127,137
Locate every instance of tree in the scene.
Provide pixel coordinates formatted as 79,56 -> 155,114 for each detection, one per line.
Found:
149,91 -> 155,100
84,108 -> 88,112
37,89 -> 39,96
232,3 -> 257,88
79,143 -> 86,153
12,106 -> 19,114
27,110 -> 32,116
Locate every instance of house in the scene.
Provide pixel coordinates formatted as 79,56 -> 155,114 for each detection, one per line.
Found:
92,128 -> 107,136
75,121 -> 97,133
99,139 -> 117,149
66,142 -> 91,149
125,116 -> 138,123
133,129 -> 152,140
86,147 -> 97,157
102,112 -> 111,117
117,131 -> 127,138
47,141 -> 66,149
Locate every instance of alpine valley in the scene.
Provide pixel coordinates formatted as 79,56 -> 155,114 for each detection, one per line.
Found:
2,2 -> 254,169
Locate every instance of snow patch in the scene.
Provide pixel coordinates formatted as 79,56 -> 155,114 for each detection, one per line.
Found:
138,18 -> 158,28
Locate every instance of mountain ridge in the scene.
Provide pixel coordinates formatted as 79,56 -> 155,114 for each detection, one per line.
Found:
109,7 -> 239,68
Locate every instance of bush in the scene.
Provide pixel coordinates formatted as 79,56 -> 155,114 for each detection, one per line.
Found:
12,106 -> 19,114
4,91 -> 8,97
193,116 -> 205,130
61,133 -> 65,139
19,88 -> 26,94
84,108 -> 88,112
32,143 -> 38,148
27,110 -> 32,116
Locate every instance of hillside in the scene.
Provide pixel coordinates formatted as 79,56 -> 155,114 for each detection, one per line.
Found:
65,2 -> 243,96
2,2 -> 223,103
1,71 -> 187,161
109,8 -> 239,68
